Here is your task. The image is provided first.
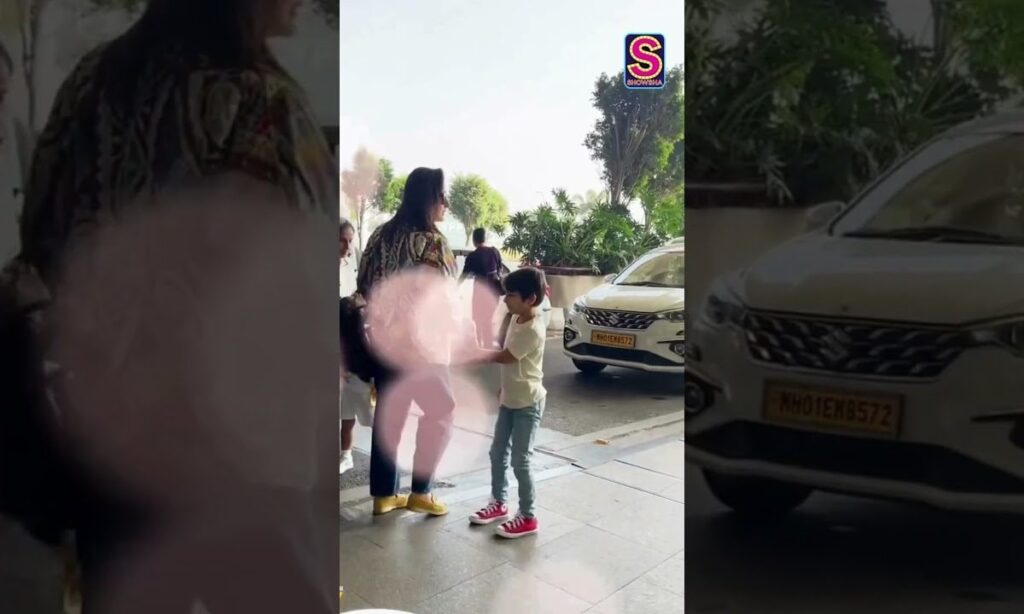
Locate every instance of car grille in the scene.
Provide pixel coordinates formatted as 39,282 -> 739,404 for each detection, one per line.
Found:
741,311 -> 973,378
582,308 -> 656,330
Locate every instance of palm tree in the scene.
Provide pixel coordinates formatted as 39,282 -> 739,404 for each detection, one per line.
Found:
572,189 -> 609,217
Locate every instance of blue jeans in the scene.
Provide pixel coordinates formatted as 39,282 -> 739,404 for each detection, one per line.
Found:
490,399 -> 545,518
369,366 -> 456,497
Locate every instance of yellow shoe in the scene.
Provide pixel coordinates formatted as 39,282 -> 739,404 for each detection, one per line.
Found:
407,493 -> 449,516
373,494 -> 409,515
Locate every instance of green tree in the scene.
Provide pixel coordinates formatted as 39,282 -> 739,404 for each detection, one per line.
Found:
370,158 -> 394,212
341,147 -> 382,249
448,174 -> 510,245
636,135 -> 683,234
584,65 -> 684,208
377,172 -> 405,214
572,189 -> 609,217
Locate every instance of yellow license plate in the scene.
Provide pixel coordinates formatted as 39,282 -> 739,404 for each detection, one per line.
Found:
763,381 -> 902,437
592,331 -> 636,349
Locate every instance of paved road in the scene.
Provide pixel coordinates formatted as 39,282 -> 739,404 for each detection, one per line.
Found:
686,462 -> 1024,613
339,340 -> 683,491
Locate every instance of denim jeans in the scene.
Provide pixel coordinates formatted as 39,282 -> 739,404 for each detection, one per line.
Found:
369,366 -> 456,497
490,398 -> 545,518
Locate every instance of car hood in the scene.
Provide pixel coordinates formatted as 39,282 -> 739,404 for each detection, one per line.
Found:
735,234 -> 1024,324
581,284 -> 684,313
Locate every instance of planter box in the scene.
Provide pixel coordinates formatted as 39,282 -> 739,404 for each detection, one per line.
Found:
686,181 -> 770,209
543,268 -> 606,309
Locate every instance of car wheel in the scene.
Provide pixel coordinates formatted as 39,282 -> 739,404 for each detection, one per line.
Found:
572,360 -> 607,375
703,470 -> 811,518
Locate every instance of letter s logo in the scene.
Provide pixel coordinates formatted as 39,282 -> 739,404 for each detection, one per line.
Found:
627,35 -> 663,80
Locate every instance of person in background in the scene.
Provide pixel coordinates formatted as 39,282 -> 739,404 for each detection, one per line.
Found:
469,267 -> 548,538
338,220 -> 359,298
338,219 -> 370,475
356,167 -> 459,517
460,227 -> 505,348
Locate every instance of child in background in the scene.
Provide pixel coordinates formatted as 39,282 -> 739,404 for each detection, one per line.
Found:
469,267 -> 548,538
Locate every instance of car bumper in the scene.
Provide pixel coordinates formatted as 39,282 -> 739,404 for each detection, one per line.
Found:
686,317 -> 1024,513
562,311 -> 685,374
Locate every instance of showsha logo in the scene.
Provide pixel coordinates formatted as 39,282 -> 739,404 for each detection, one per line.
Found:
624,34 -> 665,89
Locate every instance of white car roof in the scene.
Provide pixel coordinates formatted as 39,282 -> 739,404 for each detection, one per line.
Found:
943,110 -> 1024,138
652,243 -> 684,255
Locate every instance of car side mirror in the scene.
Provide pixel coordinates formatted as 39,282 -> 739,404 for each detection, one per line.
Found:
603,274 -> 616,283
804,200 -> 845,231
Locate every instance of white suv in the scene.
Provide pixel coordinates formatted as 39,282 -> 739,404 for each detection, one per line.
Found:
686,111 -> 1024,516
563,244 -> 685,375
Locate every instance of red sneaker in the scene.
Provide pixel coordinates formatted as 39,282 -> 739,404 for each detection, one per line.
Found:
495,514 -> 539,538
469,501 -> 509,525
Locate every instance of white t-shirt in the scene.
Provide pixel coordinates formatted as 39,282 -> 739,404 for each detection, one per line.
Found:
339,253 -> 358,297
500,312 -> 547,409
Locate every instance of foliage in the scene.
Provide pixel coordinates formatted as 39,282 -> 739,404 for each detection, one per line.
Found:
369,158 -> 398,214
504,189 -> 662,275
584,65 -> 684,208
377,172 -> 405,215
572,189 -> 609,217
636,137 -> 683,234
341,147 -> 382,248
447,174 -> 510,244
686,0 -> 1024,208
309,0 -> 338,28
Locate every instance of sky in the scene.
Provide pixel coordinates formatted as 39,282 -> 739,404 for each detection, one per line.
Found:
339,0 -> 684,220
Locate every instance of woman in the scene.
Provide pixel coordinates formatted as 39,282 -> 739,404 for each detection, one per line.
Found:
9,0 -> 337,612
356,167 -> 459,517
460,227 -> 505,348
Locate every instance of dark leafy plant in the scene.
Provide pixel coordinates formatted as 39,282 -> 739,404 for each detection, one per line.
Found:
686,0 -> 1009,207
504,190 -> 663,275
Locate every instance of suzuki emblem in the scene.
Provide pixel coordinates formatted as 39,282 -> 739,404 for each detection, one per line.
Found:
820,328 -> 852,364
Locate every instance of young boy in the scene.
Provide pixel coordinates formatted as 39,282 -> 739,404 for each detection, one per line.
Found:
470,267 -> 548,538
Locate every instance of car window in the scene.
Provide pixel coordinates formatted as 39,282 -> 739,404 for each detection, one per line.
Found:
616,252 -> 684,288
842,134 -> 1024,241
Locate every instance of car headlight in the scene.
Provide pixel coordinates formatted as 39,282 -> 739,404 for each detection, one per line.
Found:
970,320 -> 1024,356
657,309 -> 686,323
570,299 -> 586,314
701,291 -> 746,328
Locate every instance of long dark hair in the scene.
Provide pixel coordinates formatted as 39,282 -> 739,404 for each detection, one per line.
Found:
96,0 -> 277,111
393,167 -> 445,232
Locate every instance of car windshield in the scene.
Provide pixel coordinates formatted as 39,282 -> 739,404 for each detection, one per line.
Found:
615,252 -> 684,288
842,134 -> 1024,245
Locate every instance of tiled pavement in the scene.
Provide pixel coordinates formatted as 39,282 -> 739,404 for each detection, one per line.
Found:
339,437 -> 685,613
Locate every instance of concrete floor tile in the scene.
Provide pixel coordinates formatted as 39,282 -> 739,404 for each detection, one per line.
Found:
659,478 -> 685,504
588,576 -> 683,614
511,525 -> 668,604
339,531 -> 504,610
640,554 -> 685,597
343,511 -> 454,549
338,589 -> 373,612
586,461 -> 682,494
617,441 -> 684,479
535,473 -> 662,524
415,563 -> 591,614
590,496 -> 684,555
